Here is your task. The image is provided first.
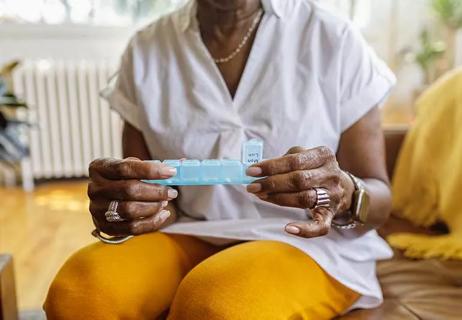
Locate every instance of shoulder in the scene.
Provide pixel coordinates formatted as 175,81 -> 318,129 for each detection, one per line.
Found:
126,3 -> 187,55
293,0 -> 351,40
284,0 -> 359,67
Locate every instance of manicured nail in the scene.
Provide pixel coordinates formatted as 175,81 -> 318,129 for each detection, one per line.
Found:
285,225 -> 301,235
247,183 -> 262,193
246,167 -> 263,177
160,166 -> 177,177
161,201 -> 168,208
167,188 -> 178,199
155,210 -> 171,224
257,193 -> 268,199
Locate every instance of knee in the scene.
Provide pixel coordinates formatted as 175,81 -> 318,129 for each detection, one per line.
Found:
168,272 -> 227,320
168,261 -> 246,320
44,243 -> 122,320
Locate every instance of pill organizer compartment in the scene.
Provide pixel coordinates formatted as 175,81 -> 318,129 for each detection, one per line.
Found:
144,139 -> 263,186
202,160 -> 222,181
181,160 -> 201,181
221,160 -> 243,183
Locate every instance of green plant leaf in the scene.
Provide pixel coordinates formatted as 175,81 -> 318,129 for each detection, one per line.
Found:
432,0 -> 462,29
415,29 -> 446,72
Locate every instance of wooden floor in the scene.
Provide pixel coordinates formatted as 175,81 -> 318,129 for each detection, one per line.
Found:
0,180 -> 94,311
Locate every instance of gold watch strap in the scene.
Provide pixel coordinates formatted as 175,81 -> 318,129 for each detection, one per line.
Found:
332,171 -> 366,229
345,171 -> 368,224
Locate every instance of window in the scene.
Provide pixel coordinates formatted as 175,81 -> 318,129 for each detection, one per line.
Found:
0,0 -> 185,26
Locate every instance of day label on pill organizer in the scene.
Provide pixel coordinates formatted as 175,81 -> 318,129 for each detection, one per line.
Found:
242,139 -> 264,166
143,139 -> 264,186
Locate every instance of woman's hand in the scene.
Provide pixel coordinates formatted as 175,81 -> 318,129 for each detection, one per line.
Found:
88,157 -> 178,237
246,146 -> 355,238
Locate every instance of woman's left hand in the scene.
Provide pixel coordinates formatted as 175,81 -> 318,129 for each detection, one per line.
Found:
246,146 -> 355,238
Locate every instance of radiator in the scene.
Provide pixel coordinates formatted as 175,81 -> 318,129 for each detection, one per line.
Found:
12,60 -> 123,180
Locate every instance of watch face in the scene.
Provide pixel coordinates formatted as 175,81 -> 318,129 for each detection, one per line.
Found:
356,189 -> 370,224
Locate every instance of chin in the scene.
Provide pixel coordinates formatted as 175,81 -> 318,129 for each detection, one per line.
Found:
197,0 -> 247,11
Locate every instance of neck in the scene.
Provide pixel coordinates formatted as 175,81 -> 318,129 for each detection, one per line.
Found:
197,0 -> 261,33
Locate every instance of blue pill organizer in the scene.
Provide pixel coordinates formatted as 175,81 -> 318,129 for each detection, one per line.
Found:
144,139 -> 263,186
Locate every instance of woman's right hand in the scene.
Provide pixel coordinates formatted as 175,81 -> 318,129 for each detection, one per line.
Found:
88,157 -> 178,237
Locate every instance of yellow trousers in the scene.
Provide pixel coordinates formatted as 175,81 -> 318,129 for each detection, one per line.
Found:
44,233 -> 358,320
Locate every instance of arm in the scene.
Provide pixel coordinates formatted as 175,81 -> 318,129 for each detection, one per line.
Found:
122,121 -> 152,160
336,107 -> 391,236
337,108 -> 391,236
246,107 -> 391,238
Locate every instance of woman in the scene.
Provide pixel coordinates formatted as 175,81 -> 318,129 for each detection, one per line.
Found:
45,0 -> 396,319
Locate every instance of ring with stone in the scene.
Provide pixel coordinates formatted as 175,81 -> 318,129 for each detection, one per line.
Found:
104,200 -> 125,223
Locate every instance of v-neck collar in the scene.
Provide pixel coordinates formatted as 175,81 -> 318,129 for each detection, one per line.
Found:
192,14 -> 266,108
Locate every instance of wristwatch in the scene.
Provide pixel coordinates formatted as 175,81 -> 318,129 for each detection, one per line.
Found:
332,172 -> 370,229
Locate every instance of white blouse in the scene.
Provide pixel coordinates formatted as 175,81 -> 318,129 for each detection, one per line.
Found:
106,0 -> 396,310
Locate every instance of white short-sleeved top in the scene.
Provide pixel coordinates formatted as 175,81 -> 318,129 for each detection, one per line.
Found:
106,0 -> 396,310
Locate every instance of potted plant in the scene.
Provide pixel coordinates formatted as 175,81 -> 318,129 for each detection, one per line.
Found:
0,61 -> 30,166
415,30 -> 447,85
432,0 -> 462,69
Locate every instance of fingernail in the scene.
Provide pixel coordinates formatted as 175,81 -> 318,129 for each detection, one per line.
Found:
257,193 -> 268,199
285,225 -> 300,235
246,167 -> 263,177
155,210 -> 171,224
168,188 -> 178,199
246,183 -> 262,193
161,201 -> 168,208
160,166 -> 177,177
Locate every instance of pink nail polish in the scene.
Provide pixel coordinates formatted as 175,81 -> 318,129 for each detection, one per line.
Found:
155,210 -> 171,225
160,166 -> 177,177
167,189 -> 178,199
285,225 -> 300,235
246,167 -> 263,177
247,183 -> 262,193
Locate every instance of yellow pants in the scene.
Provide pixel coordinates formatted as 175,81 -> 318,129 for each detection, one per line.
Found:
44,233 -> 359,320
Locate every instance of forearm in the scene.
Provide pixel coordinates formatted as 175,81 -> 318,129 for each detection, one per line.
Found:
122,122 -> 152,160
363,178 -> 392,227
335,107 -> 392,237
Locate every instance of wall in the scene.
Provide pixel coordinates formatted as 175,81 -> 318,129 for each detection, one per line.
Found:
1,0 -> 462,124
0,23 -> 134,64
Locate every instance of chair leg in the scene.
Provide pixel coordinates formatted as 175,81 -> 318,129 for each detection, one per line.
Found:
0,255 -> 18,320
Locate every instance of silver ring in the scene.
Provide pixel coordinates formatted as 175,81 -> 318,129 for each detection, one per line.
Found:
105,201 -> 125,222
313,188 -> 330,209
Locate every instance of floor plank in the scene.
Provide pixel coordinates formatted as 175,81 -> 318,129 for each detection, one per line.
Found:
0,181 -> 94,311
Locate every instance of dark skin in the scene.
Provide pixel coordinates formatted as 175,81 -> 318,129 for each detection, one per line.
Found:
197,0 -> 262,97
246,107 -> 391,238
88,0 -> 392,239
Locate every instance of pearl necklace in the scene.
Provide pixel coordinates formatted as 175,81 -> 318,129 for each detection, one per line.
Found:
213,9 -> 263,64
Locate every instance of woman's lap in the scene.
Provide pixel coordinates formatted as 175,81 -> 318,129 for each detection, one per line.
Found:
44,233 -> 359,320
169,240 -> 359,320
44,232 -> 218,320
